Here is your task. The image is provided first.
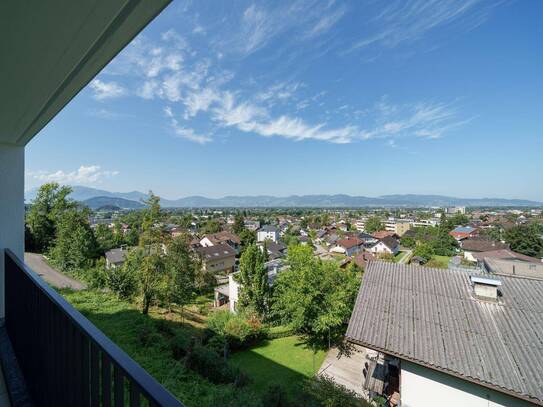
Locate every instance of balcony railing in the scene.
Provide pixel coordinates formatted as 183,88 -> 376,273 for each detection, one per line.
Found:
4,249 -> 184,407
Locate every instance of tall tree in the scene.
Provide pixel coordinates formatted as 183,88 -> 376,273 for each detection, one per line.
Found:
237,244 -> 269,316
94,224 -> 116,254
163,235 -> 197,315
364,216 -> 384,233
139,253 -> 165,314
26,183 -> 76,252
48,208 -> 98,272
505,225 -> 543,258
232,213 -> 245,235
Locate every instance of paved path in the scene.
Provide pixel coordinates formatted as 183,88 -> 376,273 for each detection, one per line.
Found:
24,253 -> 86,290
317,344 -> 367,396
398,249 -> 413,264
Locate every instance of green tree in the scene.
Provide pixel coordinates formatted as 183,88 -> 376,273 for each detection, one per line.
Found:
140,253 -> 165,314
94,224 -> 116,254
413,243 -> 434,262
237,244 -> 270,316
26,183 -> 77,252
139,192 -> 163,248
108,248 -> 141,300
505,225 -> 543,258
364,216 -> 384,233
272,245 -> 359,351
48,208 -> 98,272
232,214 -> 245,235
163,235 -> 197,315
201,219 -> 221,234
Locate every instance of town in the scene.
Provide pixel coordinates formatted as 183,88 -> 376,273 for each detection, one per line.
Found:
20,182 -> 543,407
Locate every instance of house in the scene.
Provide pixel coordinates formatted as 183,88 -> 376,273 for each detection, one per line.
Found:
330,237 -> 364,256
370,236 -> 400,256
460,237 -> 508,261
0,2 -> 183,405
105,247 -> 129,269
449,226 -> 478,241
214,259 -> 286,312
384,218 -> 412,237
483,257 -> 543,280
258,240 -> 287,259
200,231 -> 241,252
371,230 -> 400,240
357,232 -> 378,245
244,220 -> 261,231
195,243 -> 237,274
346,262 -> 543,407
257,225 -> 280,243
340,252 -> 376,270
471,248 -> 542,264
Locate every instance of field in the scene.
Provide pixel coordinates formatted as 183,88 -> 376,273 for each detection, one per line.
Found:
429,255 -> 451,268
230,336 -> 326,395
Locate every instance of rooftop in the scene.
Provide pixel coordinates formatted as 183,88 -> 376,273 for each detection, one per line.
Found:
346,261 -> 543,405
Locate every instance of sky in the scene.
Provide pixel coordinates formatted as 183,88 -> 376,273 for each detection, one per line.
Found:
26,0 -> 543,201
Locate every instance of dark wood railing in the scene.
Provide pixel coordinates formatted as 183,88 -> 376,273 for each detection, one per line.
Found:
4,249 -> 184,407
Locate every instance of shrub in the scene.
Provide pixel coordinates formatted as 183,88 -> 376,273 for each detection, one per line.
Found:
106,265 -> 137,300
170,333 -> 191,360
267,325 -> 295,339
303,375 -> 371,407
206,310 -> 266,350
261,384 -> 290,407
137,322 -> 161,347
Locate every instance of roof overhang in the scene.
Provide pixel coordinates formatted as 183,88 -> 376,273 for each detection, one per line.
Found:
0,0 -> 171,147
346,337 -> 543,406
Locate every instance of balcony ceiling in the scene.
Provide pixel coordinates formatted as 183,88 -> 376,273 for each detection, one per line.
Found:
0,0 -> 170,147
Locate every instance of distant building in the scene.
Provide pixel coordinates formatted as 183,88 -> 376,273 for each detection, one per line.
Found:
105,247 -> 128,269
447,206 -> 466,215
355,218 -> 367,232
385,218 -> 413,236
257,225 -> 279,243
330,237 -> 364,256
258,240 -> 287,260
369,236 -> 400,256
449,226 -> 477,241
460,237 -> 508,262
244,220 -> 261,232
200,231 -> 241,252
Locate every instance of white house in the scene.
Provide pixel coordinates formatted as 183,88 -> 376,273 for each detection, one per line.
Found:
257,225 -> 279,243
345,262 -> 542,407
370,236 -> 399,256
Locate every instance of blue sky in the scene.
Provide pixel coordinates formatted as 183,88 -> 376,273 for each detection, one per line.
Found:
26,0 -> 543,200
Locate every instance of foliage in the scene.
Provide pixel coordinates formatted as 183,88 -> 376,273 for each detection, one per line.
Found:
94,224 -> 117,254
233,214 -> 245,235
401,236 -> 416,248
504,225 -> 543,257
206,310 -> 266,351
237,244 -> 270,316
108,248 -> 141,299
139,253 -> 166,314
163,235 -> 198,312
48,208 -> 98,272
412,243 -> 434,261
26,183 -> 77,252
303,375 -> 371,407
447,213 -> 470,228
364,216 -> 384,233
377,252 -> 395,262
201,219 -> 222,234
271,245 -> 359,350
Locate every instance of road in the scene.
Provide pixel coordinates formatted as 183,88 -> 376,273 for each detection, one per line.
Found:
24,253 -> 86,290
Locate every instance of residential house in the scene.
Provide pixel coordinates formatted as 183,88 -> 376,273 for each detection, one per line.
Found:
370,236 -> 400,256
460,237 -> 508,262
449,226 -> 478,241
244,220 -> 261,231
195,243 -> 236,274
330,237 -> 364,256
356,232 -> 377,245
385,218 -> 413,237
483,257 -> 543,280
257,225 -> 280,243
371,230 -> 400,240
200,231 -> 241,253
346,262 -> 543,407
340,252 -> 375,270
258,240 -> 287,260
105,247 -> 128,269
472,249 -> 542,264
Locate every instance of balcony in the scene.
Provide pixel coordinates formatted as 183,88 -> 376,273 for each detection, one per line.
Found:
1,249 -> 183,406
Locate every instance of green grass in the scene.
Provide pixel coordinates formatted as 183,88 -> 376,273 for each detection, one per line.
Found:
230,336 -> 326,395
429,255 -> 451,268
394,251 -> 409,263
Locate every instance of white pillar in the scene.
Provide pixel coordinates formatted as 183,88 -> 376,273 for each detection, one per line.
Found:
0,144 -> 24,319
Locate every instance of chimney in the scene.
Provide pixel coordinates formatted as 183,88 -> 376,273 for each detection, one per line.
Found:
470,276 -> 502,302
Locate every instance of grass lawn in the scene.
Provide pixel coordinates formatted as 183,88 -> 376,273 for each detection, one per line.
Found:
430,255 -> 451,268
230,336 -> 326,395
394,251 -> 409,263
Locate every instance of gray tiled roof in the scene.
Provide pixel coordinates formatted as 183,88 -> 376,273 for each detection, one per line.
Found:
346,261 -> 543,405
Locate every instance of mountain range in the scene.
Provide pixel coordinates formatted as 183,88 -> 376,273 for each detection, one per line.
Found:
24,186 -> 543,209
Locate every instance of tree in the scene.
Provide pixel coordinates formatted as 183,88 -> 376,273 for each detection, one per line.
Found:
94,224 -> 116,254
201,219 -> 221,234
26,183 -> 76,252
364,216 -> 384,233
139,192 -> 163,248
48,208 -> 98,272
232,214 -> 245,235
238,228 -> 256,254
413,243 -> 434,262
237,244 -> 270,316
108,248 -> 141,300
272,245 -> 359,351
139,253 -> 165,314
163,235 -> 197,315
505,225 -> 543,258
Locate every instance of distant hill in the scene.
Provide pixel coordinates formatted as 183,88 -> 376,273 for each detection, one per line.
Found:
24,186 -> 543,208
81,196 -> 145,210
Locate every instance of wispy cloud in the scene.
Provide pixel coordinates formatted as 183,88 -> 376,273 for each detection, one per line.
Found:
304,5 -> 346,39
27,165 -> 119,185
89,80 -> 126,100
347,0 -> 500,53
164,106 -> 212,144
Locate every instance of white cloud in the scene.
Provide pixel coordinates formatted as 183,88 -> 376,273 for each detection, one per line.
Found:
27,165 -> 119,185
89,80 -> 126,100
164,106 -> 211,144
304,6 -> 346,38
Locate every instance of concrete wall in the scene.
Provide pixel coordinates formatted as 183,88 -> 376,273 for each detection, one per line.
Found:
401,360 -> 534,407
228,274 -> 239,313
0,144 -> 25,319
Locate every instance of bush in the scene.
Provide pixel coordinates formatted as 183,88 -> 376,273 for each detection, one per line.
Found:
303,375 -> 371,407
106,265 -> 137,300
261,384 -> 290,407
170,332 -> 191,360
137,322 -> 162,347
206,310 -> 266,350
184,341 -> 248,386
267,325 -> 295,339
